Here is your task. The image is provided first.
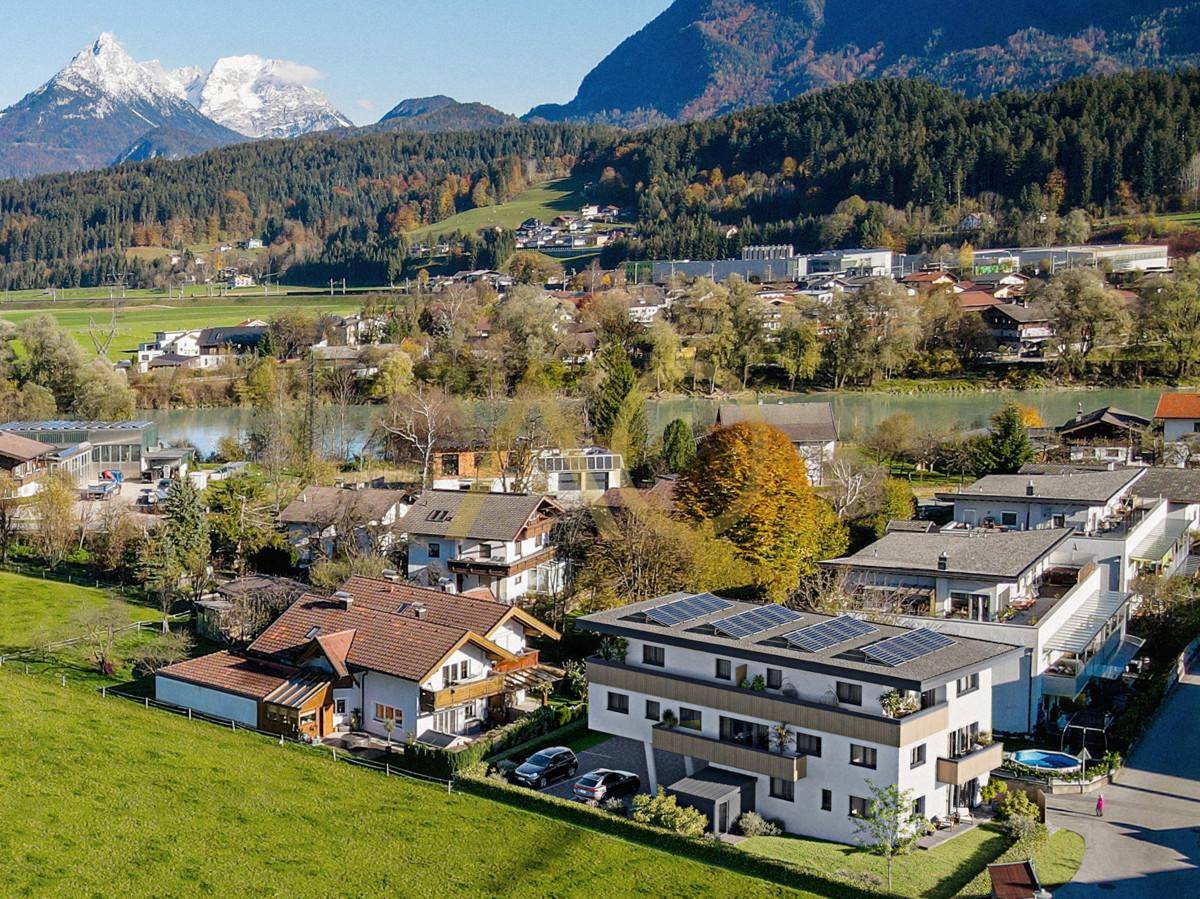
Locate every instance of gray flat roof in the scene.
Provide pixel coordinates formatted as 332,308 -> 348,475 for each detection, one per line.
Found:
823,528 -> 1072,580
578,593 -> 1020,690
667,767 -> 756,801
939,469 -> 1143,505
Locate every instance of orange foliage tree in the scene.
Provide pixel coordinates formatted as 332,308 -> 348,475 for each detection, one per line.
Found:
675,422 -> 847,599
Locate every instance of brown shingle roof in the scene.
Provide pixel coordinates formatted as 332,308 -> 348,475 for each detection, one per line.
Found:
341,575 -> 509,635
279,487 -> 404,525
158,650 -> 299,700
397,490 -> 562,542
716,402 -> 837,444
248,593 -> 513,683
0,432 -> 55,463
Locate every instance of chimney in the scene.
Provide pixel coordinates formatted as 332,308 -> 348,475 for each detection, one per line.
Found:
937,552 -> 949,571
412,602 -> 427,619
381,568 -> 400,582
333,590 -> 353,610
1026,480 -> 1035,497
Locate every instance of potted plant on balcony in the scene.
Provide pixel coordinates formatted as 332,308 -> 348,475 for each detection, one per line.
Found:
771,722 -> 793,755
879,689 -> 920,719
661,709 -> 678,729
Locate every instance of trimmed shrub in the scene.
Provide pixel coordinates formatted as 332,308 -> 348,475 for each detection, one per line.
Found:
631,788 -> 709,837
602,797 -> 627,816
1000,815 -> 1046,843
996,789 -> 1039,822
736,811 -> 781,837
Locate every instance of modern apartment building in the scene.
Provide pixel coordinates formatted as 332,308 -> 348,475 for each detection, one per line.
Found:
822,528 -> 1143,734
579,593 -> 1016,842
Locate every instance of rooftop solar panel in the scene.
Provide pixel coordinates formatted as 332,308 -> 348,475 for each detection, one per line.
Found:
782,615 -> 877,652
644,593 -> 732,626
860,628 -> 956,666
710,604 -> 804,639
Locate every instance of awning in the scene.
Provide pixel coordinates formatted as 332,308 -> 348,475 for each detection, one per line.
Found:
1098,635 -> 1146,680
263,671 -> 330,709
1131,515 -> 1192,564
504,665 -> 562,694
1046,591 -> 1127,654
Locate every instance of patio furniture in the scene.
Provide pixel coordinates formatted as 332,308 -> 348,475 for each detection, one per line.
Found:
954,807 -> 974,825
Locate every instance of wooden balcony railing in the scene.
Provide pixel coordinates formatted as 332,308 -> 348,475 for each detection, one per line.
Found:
494,651 -> 540,674
420,673 -> 507,711
936,742 -> 1004,786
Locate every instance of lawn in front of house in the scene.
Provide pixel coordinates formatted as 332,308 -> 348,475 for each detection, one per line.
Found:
742,823 -> 1011,898
0,670 -> 803,897
1033,829 -> 1085,890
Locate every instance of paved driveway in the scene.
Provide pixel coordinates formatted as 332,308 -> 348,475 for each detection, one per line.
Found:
538,736 -> 685,804
1048,660 -> 1200,897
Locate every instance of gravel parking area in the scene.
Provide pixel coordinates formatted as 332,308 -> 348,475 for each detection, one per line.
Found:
538,735 -> 687,803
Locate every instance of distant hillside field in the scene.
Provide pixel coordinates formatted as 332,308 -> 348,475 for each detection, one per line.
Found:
410,178 -> 585,242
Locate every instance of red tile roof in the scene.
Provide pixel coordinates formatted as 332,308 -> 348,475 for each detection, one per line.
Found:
1155,392 -> 1200,420
158,650 -> 299,700
340,576 -> 511,635
957,290 -> 1002,310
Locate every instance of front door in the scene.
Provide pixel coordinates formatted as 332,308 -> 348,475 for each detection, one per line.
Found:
717,800 -> 729,834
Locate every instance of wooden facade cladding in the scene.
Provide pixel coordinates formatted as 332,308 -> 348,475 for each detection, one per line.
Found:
588,657 -> 949,748
652,724 -> 807,780
421,673 -> 507,711
936,742 -> 1005,785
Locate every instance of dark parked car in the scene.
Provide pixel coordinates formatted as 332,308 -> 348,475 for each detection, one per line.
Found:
511,746 -> 577,789
572,769 -> 640,803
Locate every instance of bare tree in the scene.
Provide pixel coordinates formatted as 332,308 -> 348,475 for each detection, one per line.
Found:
824,450 -> 885,518
73,601 -> 131,675
380,385 -> 459,486
1180,151 -> 1200,211
0,471 -> 25,564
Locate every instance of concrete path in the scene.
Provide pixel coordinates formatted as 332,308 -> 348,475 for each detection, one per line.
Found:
1048,660 -> 1200,897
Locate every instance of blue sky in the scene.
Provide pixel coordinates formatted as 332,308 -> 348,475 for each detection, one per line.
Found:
1,1 -> 673,121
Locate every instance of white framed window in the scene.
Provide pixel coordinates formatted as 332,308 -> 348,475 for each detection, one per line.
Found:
335,699 -> 346,715
374,703 -> 402,725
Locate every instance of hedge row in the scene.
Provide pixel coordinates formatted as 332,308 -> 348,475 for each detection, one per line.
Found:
457,773 -> 876,899
386,702 -> 588,778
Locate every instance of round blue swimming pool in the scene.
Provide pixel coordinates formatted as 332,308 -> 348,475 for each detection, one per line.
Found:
1011,749 -> 1082,772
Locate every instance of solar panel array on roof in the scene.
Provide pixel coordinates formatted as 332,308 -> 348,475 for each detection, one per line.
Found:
711,604 -> 804,638
782,615 -> 877,652
644,593 -> 731,626
861,628 -> 956,666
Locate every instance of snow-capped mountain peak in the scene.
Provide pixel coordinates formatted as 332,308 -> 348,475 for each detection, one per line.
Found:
186,54 -> 352,139
53,32 -> 178,103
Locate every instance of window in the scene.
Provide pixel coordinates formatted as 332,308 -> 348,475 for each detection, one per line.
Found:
645,700 -> 661,721
911,743 -> 927,768
849,795 -> 869,817
769,778 -> 795,801
1000,511 -> 1018,527
1052,514 -> 1066,528
440,453 -> 459,476
766,667 -> 783,689
642,644 -> 665,667
679,707 -> 702,730
836,681 -> 862,706
460,660 -> 470,681
956,673 -> 980,696
374,703 -> 402,725
794,731 -> 822,757
715,659 -> 732,681
428,541 -> 441,559
850,744 -> 877,769
821,789 -> 832,811
913,796 -> 926,818
607,691 -> 629,714
335,699 -> 346,715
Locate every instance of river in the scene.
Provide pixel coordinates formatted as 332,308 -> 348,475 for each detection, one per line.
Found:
145,386 -> 1169,458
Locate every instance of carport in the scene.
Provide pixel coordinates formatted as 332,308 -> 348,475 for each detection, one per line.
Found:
666,767 -> 757,836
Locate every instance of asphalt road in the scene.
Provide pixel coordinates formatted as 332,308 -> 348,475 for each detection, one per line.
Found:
1048,658 -> 1200,897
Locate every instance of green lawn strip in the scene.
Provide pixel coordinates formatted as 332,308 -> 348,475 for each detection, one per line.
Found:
0,298 -> 360,358
1031,829 -> 1085,890
742,824 -> 1011,898
410,177 -> 585,242
0,570 -> 157,651
0,671 -> 799,898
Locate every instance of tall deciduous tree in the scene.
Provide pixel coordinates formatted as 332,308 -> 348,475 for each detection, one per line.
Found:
1036,269 -> 1131,378
676,422 -> 847,598
1139,255 -> 1200,378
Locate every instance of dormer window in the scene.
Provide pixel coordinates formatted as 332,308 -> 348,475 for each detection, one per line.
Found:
305,626 -> 321,640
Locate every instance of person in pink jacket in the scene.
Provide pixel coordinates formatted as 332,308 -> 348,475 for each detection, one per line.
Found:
1096,794 -> 1106,818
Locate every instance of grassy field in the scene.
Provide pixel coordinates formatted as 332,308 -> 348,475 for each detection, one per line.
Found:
410,177 -> 585,242
0,671 -> 801,898
0,570 -> 157,652
743,825 -> 1010,898
1032,829 -> 1086,891
0,297 -> 360,359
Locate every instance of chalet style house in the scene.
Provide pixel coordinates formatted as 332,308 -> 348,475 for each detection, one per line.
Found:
399,490 -> 566,601
156,576 -> 560,745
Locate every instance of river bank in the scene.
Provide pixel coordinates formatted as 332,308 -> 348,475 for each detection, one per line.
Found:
145,384 -> 1175,457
